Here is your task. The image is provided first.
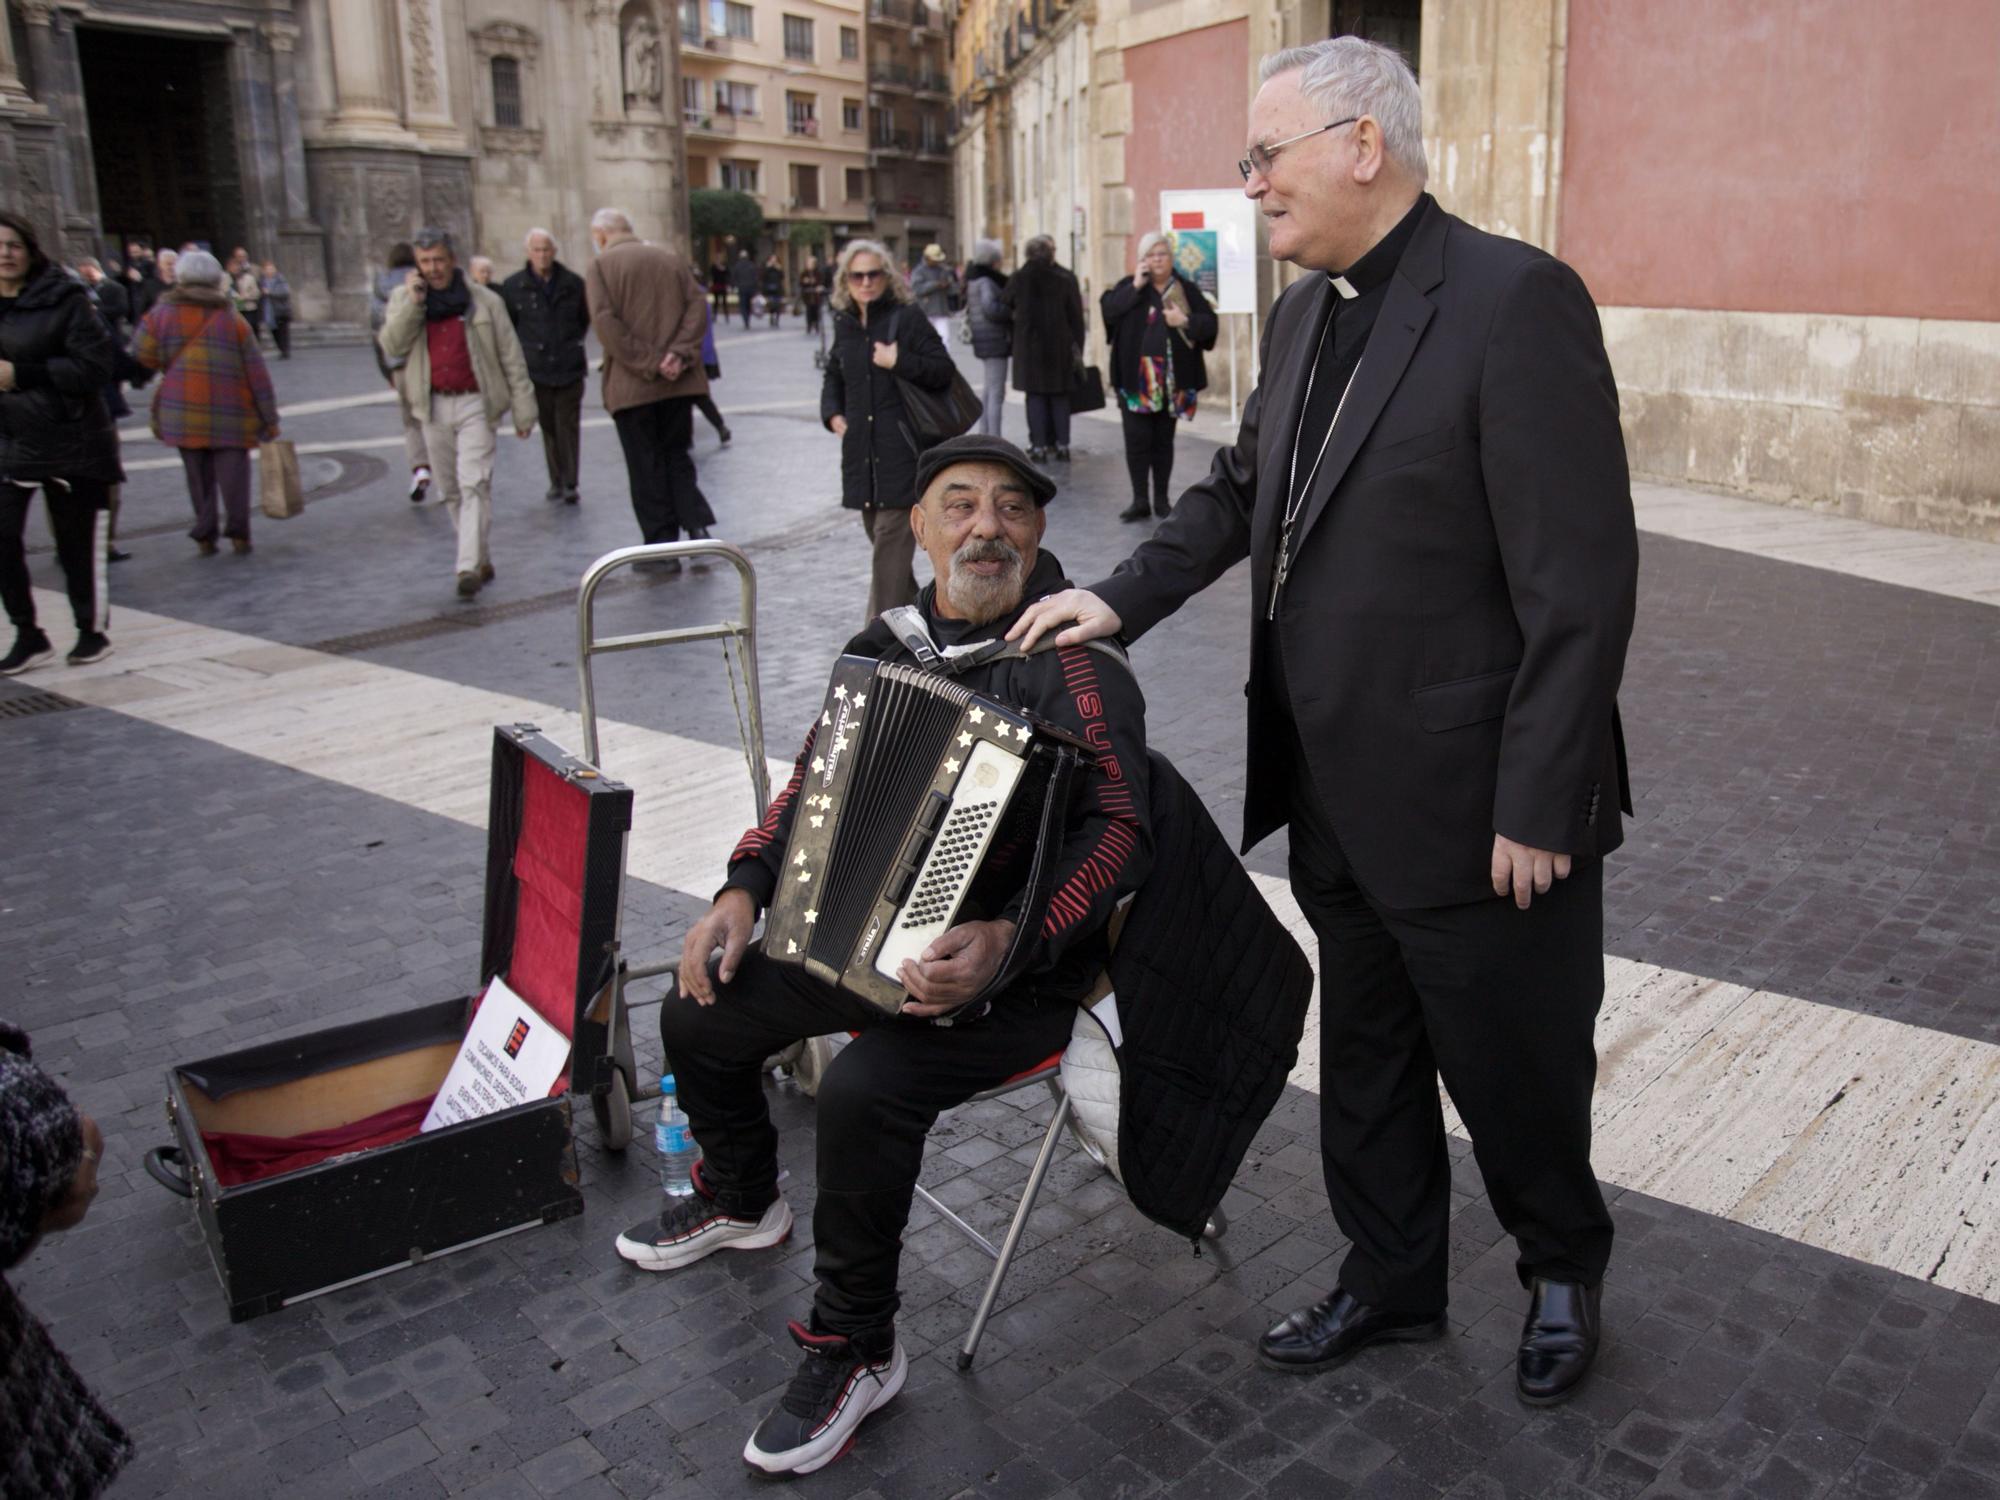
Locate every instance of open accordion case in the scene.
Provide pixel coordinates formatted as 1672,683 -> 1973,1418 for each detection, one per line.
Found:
145,725 -> 632,1321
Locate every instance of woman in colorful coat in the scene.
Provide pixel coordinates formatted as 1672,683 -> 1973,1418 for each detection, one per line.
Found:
134,250 -> 280,556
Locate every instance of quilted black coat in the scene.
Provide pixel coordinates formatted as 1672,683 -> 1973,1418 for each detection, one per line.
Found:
0,265 -> 121,487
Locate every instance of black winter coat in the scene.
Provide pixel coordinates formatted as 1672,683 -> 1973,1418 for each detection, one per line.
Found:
1101,272 -> 1218,398
1001,258 -> 1084,394
963,264 -> 1011,360
819,300 -> 954,511
0,265 -> 121,487
758,265 -> 785,301
729,257 -> 759,296
500,261 -> 591,386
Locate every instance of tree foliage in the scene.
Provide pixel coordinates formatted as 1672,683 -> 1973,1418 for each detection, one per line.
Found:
689,189 -> 765,246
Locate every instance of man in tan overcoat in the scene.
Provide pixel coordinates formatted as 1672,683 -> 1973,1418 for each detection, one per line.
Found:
584,209 -> 714,571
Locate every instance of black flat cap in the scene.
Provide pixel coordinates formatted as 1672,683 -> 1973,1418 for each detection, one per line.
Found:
915,433 -> 1058,507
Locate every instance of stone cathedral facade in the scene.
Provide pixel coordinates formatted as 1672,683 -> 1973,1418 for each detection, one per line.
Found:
0,0 -> 691,324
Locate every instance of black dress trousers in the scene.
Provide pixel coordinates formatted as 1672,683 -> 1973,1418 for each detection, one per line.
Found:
611,396 -> 714,543
1285,737 -> 1614,1313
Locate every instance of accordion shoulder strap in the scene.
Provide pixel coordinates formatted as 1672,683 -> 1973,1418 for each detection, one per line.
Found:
876,604 -> 1133,678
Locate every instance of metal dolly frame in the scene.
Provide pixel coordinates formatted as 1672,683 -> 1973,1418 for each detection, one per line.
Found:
576,540 -> 770,1148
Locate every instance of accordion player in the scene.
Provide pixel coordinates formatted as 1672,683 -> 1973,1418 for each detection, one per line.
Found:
761,653 -> 1097,1014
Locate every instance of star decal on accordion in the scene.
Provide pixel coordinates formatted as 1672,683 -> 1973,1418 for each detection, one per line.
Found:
793,850 -> 809,866
822,711 -> 832,727
945,757 -> 961,774
812,756 -> 825,772
853,694 -> 867,709
803,909 -> 818,925
787,939 -> 799,955
957,731 -> 973,748
809,815 -> 824,828
833,734 -> 850,753
797,870 -> 811,882
968,708 -> 985,724
833,684 -> 849,702
1014,724 -> 1032,742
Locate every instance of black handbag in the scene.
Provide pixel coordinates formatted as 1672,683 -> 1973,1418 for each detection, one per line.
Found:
895,307 -> 983,446
1071,359 -> 1107,414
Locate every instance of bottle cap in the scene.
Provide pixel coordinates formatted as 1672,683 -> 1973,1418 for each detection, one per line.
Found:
660,1072 -> 677,1093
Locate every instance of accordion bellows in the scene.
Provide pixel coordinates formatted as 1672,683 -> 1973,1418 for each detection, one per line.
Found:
764,654 -> 1087,1013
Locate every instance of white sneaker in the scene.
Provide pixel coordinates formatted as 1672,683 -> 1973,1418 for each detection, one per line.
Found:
743,1322 -> 906,1475
613,1192 -> 792,1272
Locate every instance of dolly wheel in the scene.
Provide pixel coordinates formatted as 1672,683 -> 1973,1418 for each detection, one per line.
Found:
593,1066 -> 634,1151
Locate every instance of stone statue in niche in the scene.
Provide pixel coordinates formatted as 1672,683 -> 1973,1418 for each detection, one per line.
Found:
623,15 -> 663,111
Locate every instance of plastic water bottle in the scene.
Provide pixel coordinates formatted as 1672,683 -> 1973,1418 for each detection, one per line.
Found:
656,1074 -> 698,1197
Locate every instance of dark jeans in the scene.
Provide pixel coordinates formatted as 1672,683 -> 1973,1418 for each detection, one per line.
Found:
804,299 -> 823,334
1120,408 -> 1177,509
179,447 -> 253,542
737,293 -> 754,330
270,317 -> 292,358
1026,392 -> 1070,449
660,947 -> 1074,1336
1286,740 -> 1613,1312
611,397 -> 714,544
1,478 -> 109,635
533,380 -> 585,496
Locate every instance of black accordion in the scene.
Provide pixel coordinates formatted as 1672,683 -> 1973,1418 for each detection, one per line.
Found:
763,654 -> 1092,1014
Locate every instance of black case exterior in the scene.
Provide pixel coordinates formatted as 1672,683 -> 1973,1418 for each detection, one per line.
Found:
162,725 -> 632,1322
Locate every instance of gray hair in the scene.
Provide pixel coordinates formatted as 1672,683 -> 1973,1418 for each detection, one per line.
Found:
970,237 -> 1003,268
1023,234 -> 1055,262
1260,36 -> 1428,185
524,226 -> 558,253
829,238 -> 910,315
412,226 -> 455,255
590,208 -> 634,235
174,249 -> 226,288
1135,231 -> 1171,259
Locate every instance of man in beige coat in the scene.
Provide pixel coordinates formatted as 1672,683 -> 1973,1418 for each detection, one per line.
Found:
584,209 -> 714,571
379,227 -> 537,597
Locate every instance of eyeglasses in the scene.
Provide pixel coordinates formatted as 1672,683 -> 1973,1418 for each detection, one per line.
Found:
1238,116 -> 1359,181
848,268 -> 886,283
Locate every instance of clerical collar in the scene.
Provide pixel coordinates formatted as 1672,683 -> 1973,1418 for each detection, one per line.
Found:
1326,192 -> 1431,300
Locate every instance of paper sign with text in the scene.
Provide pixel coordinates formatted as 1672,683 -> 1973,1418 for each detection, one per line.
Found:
420,975 -> 570,1132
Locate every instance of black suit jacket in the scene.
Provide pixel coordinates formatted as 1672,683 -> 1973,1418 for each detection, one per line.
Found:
1093,199 -> 1637,909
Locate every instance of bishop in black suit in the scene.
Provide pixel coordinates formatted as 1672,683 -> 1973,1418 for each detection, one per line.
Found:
1013,36 -> 1638,1406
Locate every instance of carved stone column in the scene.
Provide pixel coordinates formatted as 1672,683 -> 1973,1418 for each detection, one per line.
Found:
265,22 -> 317,227
0,0 -> 38,109
321,0 -> 416,143
16,0 -> 100,257
398,0 -> 461,145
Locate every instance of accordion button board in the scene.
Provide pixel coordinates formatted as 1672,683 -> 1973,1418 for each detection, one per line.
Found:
761,654 -> 1046,1014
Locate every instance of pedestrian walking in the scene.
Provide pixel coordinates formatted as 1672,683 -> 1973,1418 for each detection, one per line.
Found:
74,259 -> 136,564
123,241 -> 162,318
378,228 -> 537,598
259,261 -> 294,359
133,249 -> 280,561
963,239 -> 1011,437
0,213 -> 122,674
759,255 -> 785,329
709,256 -> 732,319
909,243 -> 956,346
1000,235 -> 1084,462
469,256 -> 496,288
1102,230 -> 1217,521
799,254 -> 825,336
819,237 -> 955,619
694,316 -> 731,445
501,228 -> 591,505
729,249 -> 758,330
227,246 -> 263,345
2,1020 -> 134,1499
372,242 -> 434,502
585,208 -> 714,572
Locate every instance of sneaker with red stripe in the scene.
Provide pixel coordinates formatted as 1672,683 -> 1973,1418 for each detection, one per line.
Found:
743,1319 -> 906,1475
613,1166 -> 792,1271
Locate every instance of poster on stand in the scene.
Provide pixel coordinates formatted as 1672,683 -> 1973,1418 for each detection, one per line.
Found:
1158,190 -> 1258,315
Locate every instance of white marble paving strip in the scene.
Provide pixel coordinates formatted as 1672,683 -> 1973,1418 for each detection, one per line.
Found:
30,590 -> 2000,1302
1632,482 -> 2000,606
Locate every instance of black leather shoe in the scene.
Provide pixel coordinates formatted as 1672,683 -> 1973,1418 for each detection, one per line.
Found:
1118,503 -> 1151,523
1153,496 -> 1173,518
1258,1288 -> 1445,1372
1516,1278 -> 1601,1406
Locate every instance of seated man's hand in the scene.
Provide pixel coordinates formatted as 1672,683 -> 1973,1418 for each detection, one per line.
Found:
679,888 -> 757,1005
1006,588 -> 1121,653
897,918 -> 1016,1018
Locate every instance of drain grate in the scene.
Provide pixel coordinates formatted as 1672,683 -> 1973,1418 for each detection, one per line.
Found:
0,689 -> 84,720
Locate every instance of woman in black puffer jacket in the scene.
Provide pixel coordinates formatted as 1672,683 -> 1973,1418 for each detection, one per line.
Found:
819,237 -> 955,621
0,213 -> 121,676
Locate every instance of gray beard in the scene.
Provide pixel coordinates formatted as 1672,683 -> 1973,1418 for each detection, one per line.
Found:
945,543 -> 1026,627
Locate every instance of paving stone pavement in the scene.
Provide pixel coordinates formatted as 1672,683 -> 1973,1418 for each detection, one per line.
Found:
3,328 -> 1998,1499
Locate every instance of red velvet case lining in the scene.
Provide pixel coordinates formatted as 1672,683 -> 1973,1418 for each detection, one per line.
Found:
203,754 -> 592,1187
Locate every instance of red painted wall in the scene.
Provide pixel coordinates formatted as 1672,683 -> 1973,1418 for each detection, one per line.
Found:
1559,0 -> 2000,321
1122,21 -> 1250,253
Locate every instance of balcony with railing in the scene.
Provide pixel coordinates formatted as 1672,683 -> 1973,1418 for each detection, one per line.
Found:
869,61 -> 915,91
787,114 -> 821,138
684,108 -> 738,135
914,70 -> 950,96
869,128 -> 913,159
867,0 -> 934,29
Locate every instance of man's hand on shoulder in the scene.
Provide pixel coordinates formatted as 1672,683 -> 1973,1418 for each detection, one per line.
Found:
1006,588 -> 1121,653
680,888 -> 757,1004
898,918 -> 1015,1017
1491,834 -> 1572,911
